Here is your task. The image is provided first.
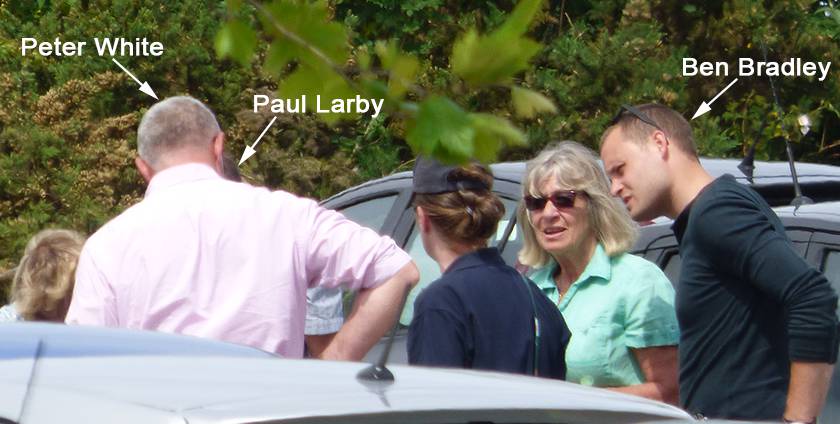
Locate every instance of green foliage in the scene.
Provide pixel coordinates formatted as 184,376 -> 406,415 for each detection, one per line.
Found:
451,0 -> 543,86
219,0 -> 554,165
215,20 -> 257,67
406,96 -> 475,163
511,86 -> 557,118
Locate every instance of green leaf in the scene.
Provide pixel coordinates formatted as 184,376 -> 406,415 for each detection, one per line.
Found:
215,20 -> 257,67
451,1 -> 544,87
387,54 -> 419,99
406,97 -> 475,164
497,0 -> 543,37
226,0 -> 243,13
452,33 -> 541,85
265,41 -> 298,76
356,45 -> 371,70
375,40 -> 398,68
470,113 -> 526,162
280,65 -> 356,123
362,79 -> 389,100
261,1 -> 349,67
373,40 -> 419,99
511,86 -> 557,118
451,29 -> 479,77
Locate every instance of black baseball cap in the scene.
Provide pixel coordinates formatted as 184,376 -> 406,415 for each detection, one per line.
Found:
412,156 -> 490,194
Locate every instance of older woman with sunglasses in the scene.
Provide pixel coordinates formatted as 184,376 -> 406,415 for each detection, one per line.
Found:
517,141 -> 679,404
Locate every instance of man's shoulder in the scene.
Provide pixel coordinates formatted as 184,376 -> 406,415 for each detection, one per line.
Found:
697,175 -> 759,205
85,199 -> 150,245
87,182 -> 311,243
688,175 -> 770,224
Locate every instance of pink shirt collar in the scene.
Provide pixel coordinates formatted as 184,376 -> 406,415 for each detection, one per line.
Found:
145,163 -> 222,198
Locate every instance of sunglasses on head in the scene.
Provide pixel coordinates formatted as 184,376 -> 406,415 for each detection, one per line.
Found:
523,190 -> 580,211
610,104 -> 666,133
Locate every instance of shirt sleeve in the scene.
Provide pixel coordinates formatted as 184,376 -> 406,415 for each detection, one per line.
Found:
65,243 -> 119,326
693,189 -> 839,362
300,199 -> 411,291
304,285 -> 343,335
408,307 -> 468,368
623,258 -> 680,349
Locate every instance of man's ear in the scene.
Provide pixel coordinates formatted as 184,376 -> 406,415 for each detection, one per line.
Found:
651,130 -> 670,159
135,156 -> 154,184
212,132 -> 225,172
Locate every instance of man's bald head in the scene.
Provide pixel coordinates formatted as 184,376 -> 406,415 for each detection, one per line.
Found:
137,96 -> 222,170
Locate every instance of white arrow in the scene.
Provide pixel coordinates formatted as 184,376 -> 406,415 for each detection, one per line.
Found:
239,116 -> 277,166
111,58 -> 158,100
691,78 -> 738,120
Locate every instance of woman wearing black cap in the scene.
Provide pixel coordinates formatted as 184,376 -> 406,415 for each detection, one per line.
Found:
407,156 -> 570,379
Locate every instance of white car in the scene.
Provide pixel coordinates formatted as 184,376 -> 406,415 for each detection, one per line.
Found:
0,323 -> 694,423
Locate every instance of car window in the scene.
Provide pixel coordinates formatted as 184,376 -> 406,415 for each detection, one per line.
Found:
398,196 -> 520,325
661,250 -> 682,287
494,198 -> 523,266
824,250 -> 840,316
333,194 -> 399,321
338,195 -> 398,233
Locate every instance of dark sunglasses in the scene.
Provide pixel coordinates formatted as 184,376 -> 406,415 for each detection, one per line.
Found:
610,104 -> 666,133
523,190 -> 580,211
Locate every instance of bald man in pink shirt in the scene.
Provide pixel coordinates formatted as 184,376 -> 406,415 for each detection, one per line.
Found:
65,96 -> 419,359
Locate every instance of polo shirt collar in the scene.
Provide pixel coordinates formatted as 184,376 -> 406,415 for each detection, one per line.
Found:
533,243 -> 612,292
145,163 -> 222,198
444,247 -> 506,275
571,243 -> 611,286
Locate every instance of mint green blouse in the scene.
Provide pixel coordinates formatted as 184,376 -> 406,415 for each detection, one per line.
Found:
530,244 -> 679,387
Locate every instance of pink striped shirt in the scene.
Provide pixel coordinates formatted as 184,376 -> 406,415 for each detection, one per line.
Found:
66,164 -> 410,357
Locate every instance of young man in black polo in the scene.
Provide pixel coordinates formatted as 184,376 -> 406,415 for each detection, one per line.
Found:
600,103 -> 838,422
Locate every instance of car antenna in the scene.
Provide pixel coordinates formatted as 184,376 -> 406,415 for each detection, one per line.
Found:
761,41 -> 813,209
356,284 -> 412,383
738,114 -> 768,184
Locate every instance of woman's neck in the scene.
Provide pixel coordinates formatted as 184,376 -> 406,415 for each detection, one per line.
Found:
430,240 -> 484,273
551,237 -> 598,290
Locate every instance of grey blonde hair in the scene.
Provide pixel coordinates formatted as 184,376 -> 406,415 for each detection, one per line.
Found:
137,96 -> 221,169
11,229 -> 86,322
517,141 -> 638,268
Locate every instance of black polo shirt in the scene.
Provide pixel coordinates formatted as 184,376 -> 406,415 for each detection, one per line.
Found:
673,175 -> 839,420
407,248 -> 570,379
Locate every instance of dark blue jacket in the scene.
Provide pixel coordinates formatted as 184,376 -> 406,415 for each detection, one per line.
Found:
408,248 -> 570,379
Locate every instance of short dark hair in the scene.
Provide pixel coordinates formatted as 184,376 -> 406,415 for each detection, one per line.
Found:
221,153 -> 242,182
602,103 -> 698,157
